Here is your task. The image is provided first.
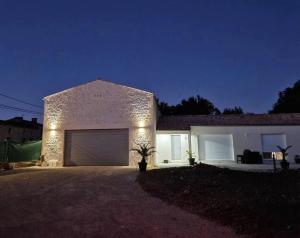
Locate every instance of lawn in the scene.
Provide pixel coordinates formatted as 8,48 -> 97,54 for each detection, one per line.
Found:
137,164 -> 300,238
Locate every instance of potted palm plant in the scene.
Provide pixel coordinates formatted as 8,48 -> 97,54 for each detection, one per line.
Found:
131,143 -> 155,172
277,145 -> 292,170
186,150 -> 195,166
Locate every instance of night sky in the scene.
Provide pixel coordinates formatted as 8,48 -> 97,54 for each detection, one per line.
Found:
0,0 -> 299,122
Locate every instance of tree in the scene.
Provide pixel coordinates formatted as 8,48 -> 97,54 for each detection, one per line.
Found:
157,95 -> 220,115
270,80 -> 300,113
223,106 -> 244,114
156,99 -> 176,115
176,95 -> 220,115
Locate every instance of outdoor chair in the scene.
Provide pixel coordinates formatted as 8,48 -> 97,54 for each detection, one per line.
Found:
237,150 -> 263,164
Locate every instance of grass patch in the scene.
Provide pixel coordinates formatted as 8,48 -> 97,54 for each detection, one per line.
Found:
137,164 -> 300,238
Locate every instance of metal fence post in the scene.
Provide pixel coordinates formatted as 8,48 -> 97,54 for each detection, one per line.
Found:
272,153 -> 277,172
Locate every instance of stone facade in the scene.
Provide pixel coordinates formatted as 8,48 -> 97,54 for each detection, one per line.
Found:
42,80 -> 157,167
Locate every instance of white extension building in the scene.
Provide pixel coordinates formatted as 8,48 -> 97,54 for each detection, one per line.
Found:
42,80 -> 300,167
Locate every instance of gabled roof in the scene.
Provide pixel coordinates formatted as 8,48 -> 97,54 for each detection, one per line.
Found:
157,113 -> 300,130
44,79 -> 154,99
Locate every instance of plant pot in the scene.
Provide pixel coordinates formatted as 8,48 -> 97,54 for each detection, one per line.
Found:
188,158 -> 195,166
280,160 -> 290,170
138,161 -> 147,172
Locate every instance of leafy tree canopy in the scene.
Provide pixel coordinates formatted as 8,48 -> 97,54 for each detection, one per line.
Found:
270,80 -> 300,113
223,106 -> 244,114
157,95 -> 220,115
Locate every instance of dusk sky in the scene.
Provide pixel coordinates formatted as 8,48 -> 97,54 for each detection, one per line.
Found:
0,0 -> 299,122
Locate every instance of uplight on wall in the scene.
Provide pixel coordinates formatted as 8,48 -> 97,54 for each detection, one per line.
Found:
49,129 -> 57,136
49,122 -> 57,130
138,120 -> 146,128
137,127 -> 146,135
47,111 -> 61,131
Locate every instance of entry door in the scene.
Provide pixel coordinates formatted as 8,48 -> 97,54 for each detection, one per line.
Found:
171,135 -> 182,160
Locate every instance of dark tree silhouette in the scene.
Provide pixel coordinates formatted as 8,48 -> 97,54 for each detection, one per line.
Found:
176,95 -> 220,115
156,100 -> 176,115
270,80 -> 300,113
223,106 -> 244,114
157,95 -> 220,115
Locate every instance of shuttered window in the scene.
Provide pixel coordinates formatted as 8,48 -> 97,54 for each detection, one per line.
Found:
199,134 -> 234,160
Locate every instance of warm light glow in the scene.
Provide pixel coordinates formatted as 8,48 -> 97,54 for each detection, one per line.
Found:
49,129 -> 57,136
138,120 -> 146,128
47,111 -> 61,130
49,122 -> 57,130
137,127 -> 146,134
47,159 -> 58,167
134,126 -> 152,146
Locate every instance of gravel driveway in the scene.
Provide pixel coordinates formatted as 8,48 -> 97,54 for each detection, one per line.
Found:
0,167 -> 242,238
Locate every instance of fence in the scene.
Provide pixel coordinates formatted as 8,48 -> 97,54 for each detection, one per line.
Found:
0,140 -> 42,163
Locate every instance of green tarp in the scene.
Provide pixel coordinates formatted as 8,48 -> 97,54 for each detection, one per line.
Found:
0,140 -> 42,163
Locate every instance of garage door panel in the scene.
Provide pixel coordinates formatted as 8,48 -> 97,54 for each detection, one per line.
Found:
199,134 -> 234,160
64,129 -> 129,166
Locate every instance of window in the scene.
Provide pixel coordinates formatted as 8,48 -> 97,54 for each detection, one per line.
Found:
171,135 -> 181,160
261,134 -> 286,160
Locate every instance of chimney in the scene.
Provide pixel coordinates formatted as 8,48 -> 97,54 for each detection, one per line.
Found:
31,118 -> 37,123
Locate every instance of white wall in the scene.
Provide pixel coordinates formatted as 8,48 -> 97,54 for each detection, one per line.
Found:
156,132 -> 189,165
191,126 -> 300,162
42,80 -> 157,167
191,134 -> 199,160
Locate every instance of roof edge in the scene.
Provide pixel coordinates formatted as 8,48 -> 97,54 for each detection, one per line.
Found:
44,78 -> 154,100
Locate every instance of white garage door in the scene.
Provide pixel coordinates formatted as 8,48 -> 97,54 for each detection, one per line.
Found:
199,134 -> 234,160
64,129 -> 129,166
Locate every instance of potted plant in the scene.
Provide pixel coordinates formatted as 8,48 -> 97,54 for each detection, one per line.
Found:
186,150 -> 195,166
295,155 -> 300,164
131,143 -> 155,172
277,145 -> 292,170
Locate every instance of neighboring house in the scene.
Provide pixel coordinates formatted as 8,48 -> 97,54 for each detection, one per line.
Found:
0,117 -> 43,142
42,80 -> 300,167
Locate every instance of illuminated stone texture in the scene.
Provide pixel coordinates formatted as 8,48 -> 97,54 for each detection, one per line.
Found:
42,80 -> 157,167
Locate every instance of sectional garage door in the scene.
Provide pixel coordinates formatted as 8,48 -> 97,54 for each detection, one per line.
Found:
199,134 -> 234,160
64,129 -> 129,166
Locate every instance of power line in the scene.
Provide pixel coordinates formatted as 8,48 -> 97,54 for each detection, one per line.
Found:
0,105 -> 43,115
0,92 -> 43,109
0,103 -> 43,115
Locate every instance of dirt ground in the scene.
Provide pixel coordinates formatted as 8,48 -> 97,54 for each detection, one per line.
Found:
0,167 -> 243,238
138,165 -> 300,238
